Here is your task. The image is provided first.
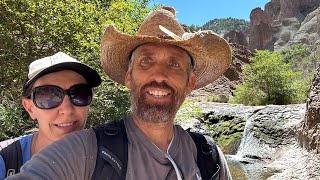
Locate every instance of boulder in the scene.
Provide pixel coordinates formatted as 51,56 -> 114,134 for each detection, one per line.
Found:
298,64 -> 320,153
291,6 -> 320,45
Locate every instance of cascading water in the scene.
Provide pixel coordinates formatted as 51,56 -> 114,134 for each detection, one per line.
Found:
226,109 -> 276,179
236,116 -> 258,158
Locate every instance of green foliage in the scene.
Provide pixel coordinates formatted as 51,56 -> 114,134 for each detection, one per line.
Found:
281,44 -> 311,65
207,95 -> 221,102
202,17 -> 249,35
206,94 -> 229,103
1,0 -> 104,95
208,116 -> 245,154
105,0 -> 151,35
291,75 -> 312,103
230,50 -> 302,105
86,79 -> 130,127
0,93 -> 36,141
280,44 -> 317,103
229,83 -> 266,105
185,24 -> 201,33
0,0 -> 153,138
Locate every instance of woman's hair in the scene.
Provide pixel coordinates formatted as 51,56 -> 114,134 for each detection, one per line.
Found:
22,79 -> 33,98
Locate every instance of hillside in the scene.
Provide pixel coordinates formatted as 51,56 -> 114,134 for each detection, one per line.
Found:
201,17 -> 249,35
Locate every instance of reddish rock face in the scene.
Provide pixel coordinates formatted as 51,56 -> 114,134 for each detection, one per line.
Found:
279,0 -> 301,19
264,0 -> 320,21
298,64 -> 320,153
224,30 -> 248,47
247,0 -> 320,51
248,8 -> 273,51
250,8 -> 272,26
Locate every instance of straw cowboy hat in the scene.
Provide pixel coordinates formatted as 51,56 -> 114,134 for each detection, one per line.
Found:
101,6 -> 232,89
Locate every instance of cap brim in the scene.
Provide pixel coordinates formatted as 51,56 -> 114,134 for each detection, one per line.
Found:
25,62 -> 101,88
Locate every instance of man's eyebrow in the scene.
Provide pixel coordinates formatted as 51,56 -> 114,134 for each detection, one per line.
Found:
129,50 -> 152,61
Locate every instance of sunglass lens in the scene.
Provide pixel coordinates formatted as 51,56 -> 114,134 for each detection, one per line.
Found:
33,86 -> 64,109
69,84 -> 92,106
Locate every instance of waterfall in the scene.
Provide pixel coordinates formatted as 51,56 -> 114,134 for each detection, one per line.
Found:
235,107 -> 277,159
236,115 -> 260,158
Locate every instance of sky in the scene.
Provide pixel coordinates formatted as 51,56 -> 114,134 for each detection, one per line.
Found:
149,0 -> 271,26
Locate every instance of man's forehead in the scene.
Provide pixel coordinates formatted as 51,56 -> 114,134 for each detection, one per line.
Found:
133,43 -> 190,57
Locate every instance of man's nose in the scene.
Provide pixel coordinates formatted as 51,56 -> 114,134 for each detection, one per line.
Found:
151,64 -> 169,83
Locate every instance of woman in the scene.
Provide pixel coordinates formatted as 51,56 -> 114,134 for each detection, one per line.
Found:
0,52 -> 101,178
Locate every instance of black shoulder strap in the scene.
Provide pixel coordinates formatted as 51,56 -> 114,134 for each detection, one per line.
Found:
0,140 -> 23,177
187,130 -> 220,180
92,119 -> 128,180
91,120 -> 219,180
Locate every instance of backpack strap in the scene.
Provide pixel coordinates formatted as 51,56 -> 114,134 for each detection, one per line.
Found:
92,119 -> 128,180
0,140 -> 23,177
187,130 -> 220,180
91,120 -> 219,180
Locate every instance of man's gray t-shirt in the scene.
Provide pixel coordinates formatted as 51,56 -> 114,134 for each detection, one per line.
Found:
7,117 -> 232,179
125,117 -> 201,179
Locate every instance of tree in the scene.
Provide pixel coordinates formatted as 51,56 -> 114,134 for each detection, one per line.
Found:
230,50 -> 301,105
185,24 -> 201,33
0,0 -> 153,139
280,43 -> 311,69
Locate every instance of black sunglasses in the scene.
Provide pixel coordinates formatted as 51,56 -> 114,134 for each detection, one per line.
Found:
31,84 -> 93,109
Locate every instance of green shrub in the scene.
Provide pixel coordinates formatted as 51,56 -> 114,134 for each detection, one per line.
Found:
0,93 -> 36,141
206,94 -> 229,103
230,50 -> 301,105
281,43 -> 311,66
291,76 -> 312,103
86,78 -> 130,127
279,43 -> 317,103
229,83 -> 266,105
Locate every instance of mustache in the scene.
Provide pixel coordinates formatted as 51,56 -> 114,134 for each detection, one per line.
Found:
141,81 -> 175,93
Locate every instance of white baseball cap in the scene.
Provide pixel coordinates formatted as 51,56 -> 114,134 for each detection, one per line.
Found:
25,52 -> 101,88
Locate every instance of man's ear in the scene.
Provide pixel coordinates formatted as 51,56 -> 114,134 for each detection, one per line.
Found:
124,70 -> 132,89
22,98 -> 36,120
186,73 -> 196,95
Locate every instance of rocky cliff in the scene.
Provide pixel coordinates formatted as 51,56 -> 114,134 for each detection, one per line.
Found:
298,63 -> 320,153
248,0 -> 320,51
189,43 -> 252,101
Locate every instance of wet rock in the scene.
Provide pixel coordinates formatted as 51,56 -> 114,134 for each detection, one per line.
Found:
266,144 -> 320,179
176,101 -> 318,179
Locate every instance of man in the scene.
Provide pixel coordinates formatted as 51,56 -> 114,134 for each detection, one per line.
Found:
7,6 -> 232,180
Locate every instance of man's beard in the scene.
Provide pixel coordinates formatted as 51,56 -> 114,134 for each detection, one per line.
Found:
130,81 -> 186,124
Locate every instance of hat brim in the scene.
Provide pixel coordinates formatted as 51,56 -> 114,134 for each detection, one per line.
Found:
101,25 -> 232,89
25,62 -> 101,88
